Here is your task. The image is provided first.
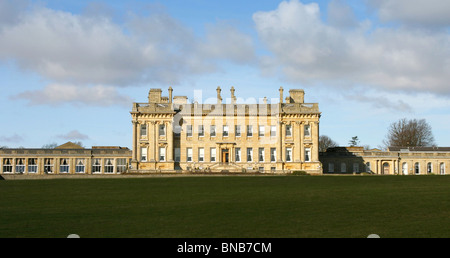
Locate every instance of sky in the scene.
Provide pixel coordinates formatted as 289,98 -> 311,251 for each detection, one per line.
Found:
0,0 -> 449,149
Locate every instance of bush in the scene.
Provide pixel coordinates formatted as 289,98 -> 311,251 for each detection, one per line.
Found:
291,171 -> 310,176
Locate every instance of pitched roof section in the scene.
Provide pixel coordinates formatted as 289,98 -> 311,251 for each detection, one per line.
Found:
55,142 -> 85,149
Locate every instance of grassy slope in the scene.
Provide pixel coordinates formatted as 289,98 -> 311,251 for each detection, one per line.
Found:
1,176 -> 449,238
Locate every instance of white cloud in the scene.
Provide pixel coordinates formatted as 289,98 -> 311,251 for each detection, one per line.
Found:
12,84 -> 132,107
253,0 -> 450,95
369,0 -> 450,27
57,130 -> 89,141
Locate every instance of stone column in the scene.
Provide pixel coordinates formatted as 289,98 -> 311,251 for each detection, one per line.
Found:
300,122 -> 305,162
295,121 -> 301,162
312,121 -> 319,162
167,121 -> 174,162
151,121 -> 157,162
277,121 -> 283,162
131,120 -> 138,162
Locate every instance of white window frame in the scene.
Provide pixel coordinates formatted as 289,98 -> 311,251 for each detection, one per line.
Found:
270,126 -> 276,137
198,148 -> 204,162
15,158 -> 25,173
210,148 -> 216,162
304,124 -> 311,137
415,162 -> 420,175
247,148 -> 253,162
92,158 -> 102,174
3,158 -> 13,173
75,159 -> 85,173
235,125 -> 241,137
270,148 -> 276,162
440,163 -> 445,175
427,162 -> 432,174
44,158 -> 54,174
286,148 -> 292,162
198,125 -> 205,137
187,148 -> 193,162
259,125 -> 265,137
235,148 -> 241,162
402,162 -> 408,175
186,125 -> 193,137
286,125 -> 292,137
28,158 -> 38,173
140,123 -> 147,138
305,148 -> 311,162
259,148 -> 265,162
210,125 -> 216,137
159,124 -> 166,136
59,158 -> 70,173
105,158 -> 114,173
159,147 -> 166,162
141,147 -> 148,162
247,125 -> 253,137
223,125 -> 229,137
116,158 -> 127,173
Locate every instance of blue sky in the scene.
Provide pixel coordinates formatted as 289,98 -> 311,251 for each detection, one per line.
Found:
0,0 -> 449,149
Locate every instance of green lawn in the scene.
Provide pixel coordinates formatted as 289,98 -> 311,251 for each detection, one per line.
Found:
1,175 -> 449,238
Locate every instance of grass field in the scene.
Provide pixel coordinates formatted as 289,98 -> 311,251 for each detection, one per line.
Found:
1,175 -> 450,238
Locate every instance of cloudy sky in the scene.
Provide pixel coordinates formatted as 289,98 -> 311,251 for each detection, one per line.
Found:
0,0 -> 449,149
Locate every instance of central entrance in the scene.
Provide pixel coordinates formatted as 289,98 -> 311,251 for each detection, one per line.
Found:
222,149 -> 230,163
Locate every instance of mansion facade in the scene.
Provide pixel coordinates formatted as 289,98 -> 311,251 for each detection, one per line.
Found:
1,87 -> 449,177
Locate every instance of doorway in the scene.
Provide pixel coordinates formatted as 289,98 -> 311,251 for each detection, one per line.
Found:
222,149 -> 229,163
383,162 -> 390,175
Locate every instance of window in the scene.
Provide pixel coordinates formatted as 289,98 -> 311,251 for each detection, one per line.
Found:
247,148 -> 253,162
341,163 -> 346,173
259,167 -> 264,172
140,124 -> 147,138
75,159 -> 85,173
210,148 -> 216,162
366,162 -> 371,173
415,162 -> 420,175
28,158 -> 38,173
271,167 -> 276,172
116,158 -> 127,173
440,163 -> 445,175
141,147 -> 147,162
3,158 -> 12,173
198,125 -> 204,137
159,124 -> 166,136
198,148 -> 204,162
328,163 -> 335,173
92,159 -> 102,173
286,148 -> 292,162
270,148 -> 276,162
270,126 -> 276,137
259,148 -> 265,162
305,148 -> 311,162
44,158 -> 54,173
186,125 -> 193,137
15,158 -> 25,173
187,148 -> 193,162
60,158 -> 69,173
223,126 -> 229,137
304,124 -> 311,137
235,125 -> 241,137
159,147 -> 166,162
286,125 -> 292,137
175,148 -> 181,162
259,125 -> 265,137
427,162 -> 432,174
247,125 -> 253,137
105,159 -> 114,173
235,148 -> 241,162
210,125 -> 216,137
353,163 -> 359,173
402,162 -> 408,175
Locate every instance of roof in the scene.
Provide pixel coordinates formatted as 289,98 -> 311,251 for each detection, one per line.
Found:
55,142 -> 84,149
388,146 -> 450,152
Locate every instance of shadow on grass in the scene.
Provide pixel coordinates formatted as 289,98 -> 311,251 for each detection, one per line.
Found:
0,175 -> 4,180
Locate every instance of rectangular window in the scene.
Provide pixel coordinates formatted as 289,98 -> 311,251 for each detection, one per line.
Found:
75,159 -> 85,173
159,147 -> 166,162
235,148 -> 241,162
247,148 -> 253,162
116,158 -> 127,173
175,148 -> 181,162
353,163 -> 359,173
259,125 -> 265,137
28,158 -> 38,173
186,125 -> 193,137
187,148 -> 193,162
15,158 -> 25,173
223,126 -> 229,137
305,148 -> 311,162
44,158 -> 54,173
140,124 -> 147,138
210,125 -> 216,137
3,158 -> 12,173
198,148 -> 204,162
328,163 -> 335,173
270,148 -> 276,162
210,148 -> 216,162
270,125 -> 276,137
105,158 -> 114,173
286,148 -> 293,162
198,125 -> 204,137
92,158 -> 102,173
286,125 -> 292,137
141,147 -> 147,162
159,124 -> 166,136
235,125 -> 241,137
247,125 -> 253,137
59,158 -> 69,173
304,125 -> 311,137
271,167 -> 276,172
259,148 -> 265,162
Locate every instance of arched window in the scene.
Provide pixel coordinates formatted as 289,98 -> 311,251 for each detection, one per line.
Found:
402,162 -> 408,175
415,162 -> 420,175
427,162 -> 432,174
440,163 -> 445,175
341,163 -> 346,173
383,163 -> 390,175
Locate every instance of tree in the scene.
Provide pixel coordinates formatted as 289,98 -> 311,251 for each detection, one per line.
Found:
319,135 -> 338,152
42,143 -> 58,149
383,118 -> 435,147
348,136 -> 360,147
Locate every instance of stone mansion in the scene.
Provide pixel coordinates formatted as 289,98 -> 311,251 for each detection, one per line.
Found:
1,87 -> 449,177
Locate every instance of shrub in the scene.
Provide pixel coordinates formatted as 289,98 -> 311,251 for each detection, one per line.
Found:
292,171 -> 310,176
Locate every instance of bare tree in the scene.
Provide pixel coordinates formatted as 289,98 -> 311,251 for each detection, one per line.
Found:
319,135 -> 338,152
383,118 -> 435,147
